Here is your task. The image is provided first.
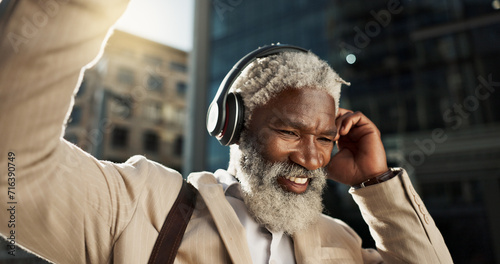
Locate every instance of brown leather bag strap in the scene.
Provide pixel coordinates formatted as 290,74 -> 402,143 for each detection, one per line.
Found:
148,180 -> 197,264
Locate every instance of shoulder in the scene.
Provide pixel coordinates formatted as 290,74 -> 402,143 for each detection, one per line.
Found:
116,154 -> 184,199
121,155 -> 183,181
104,155 -> 185,229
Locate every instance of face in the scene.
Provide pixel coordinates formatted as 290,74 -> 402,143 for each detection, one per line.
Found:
230,87 -> 337,234
246,87 -> 337,194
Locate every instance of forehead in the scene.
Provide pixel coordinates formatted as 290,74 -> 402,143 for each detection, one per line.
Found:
250,88 -> 337,129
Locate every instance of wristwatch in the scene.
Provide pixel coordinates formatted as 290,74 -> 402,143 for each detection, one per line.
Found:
352,168 -> 398,189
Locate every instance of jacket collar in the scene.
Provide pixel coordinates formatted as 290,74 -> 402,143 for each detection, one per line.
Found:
188,172 -> 253,264
293,220 -> 322,263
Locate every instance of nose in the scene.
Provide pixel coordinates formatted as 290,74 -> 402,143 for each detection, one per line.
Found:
289,137 -> 324,171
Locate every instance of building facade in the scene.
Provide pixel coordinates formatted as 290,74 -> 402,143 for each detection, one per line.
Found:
186,0 -> 500,263
65,30 -> 188,172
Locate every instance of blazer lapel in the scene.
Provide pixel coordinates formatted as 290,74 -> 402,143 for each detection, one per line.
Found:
188,172 -> 253,264
293,221 -> 321,264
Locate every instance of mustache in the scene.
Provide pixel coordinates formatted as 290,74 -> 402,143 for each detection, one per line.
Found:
267,162 -> 327,179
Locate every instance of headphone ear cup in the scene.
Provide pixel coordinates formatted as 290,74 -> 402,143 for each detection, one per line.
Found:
218,92 -> 245,145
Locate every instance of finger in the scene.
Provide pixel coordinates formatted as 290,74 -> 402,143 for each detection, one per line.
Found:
335,108 -> 353,134
340,111 -> 382,142
336,108 -> 353,118
334,109 -> 353,141
336,111 -> 361,136
342,114 -> 363,136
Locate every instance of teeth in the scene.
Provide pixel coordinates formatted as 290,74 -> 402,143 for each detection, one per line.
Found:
296,178 -> 307,184
283,176 -> 308,184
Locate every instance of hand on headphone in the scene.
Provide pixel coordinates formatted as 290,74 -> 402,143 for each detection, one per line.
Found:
326,108 -> 389,186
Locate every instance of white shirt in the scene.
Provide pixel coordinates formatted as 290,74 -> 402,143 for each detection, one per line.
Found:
214,169 -> 296,264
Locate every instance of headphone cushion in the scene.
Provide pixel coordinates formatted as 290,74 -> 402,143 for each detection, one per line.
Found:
219,92 -> 245,145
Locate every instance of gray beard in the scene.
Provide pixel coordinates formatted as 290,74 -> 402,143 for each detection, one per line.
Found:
230,132 -> 327,235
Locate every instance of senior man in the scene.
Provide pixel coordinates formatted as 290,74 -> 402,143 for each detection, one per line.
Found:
0,0 -> 452,263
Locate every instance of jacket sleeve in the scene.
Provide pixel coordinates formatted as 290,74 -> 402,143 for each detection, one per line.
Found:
0,1 -> 182,263
350,169 -> 453,263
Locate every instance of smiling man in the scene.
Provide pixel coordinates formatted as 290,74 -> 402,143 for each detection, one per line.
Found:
226,56 -> 343,237
225,87 -> 334,243
197,49 -> 452,263
0,1 -> 453,264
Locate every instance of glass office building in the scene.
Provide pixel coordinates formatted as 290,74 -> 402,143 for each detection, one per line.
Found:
187,0 -> 500,262
206,0 -> 332,171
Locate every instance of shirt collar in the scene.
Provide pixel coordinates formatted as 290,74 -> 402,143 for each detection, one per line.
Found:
214,169 -> 244,200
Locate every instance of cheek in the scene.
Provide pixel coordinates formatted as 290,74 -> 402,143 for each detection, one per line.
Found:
321,150 -> 332,167
255,131 -> 291,163
317,143 -> 334,167
265,142 -> 290,163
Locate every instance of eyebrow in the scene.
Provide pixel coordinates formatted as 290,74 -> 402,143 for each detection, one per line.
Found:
270,116 -> 337,137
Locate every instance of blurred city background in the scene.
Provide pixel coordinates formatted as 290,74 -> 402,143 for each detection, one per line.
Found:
1,0 -> 500,263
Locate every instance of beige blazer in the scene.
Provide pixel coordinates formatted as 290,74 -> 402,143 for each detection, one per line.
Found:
0,1 -> 452,263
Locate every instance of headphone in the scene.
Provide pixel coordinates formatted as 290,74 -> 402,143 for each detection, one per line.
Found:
206,44 -> 309,145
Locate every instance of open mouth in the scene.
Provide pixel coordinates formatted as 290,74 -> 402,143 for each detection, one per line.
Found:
285,176 -> 308,184
277,176 -> 310,194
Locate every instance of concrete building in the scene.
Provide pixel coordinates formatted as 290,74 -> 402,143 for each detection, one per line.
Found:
65,30 -> 188,172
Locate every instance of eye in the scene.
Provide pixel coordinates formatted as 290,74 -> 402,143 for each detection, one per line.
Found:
318,137 -> 333,143
318,136 -> 336,145
278,129 -> 297,137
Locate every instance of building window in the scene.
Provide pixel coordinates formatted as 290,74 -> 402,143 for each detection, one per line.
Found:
176,82 -> 187,96
174,135 -> 183,157
117,67 -> 134,85
143,131 -> 159,153
163,105 -> 174,125
143,101 -> 162,124
170,62 -> 187,72
147,74 -> 164,92
176,108 -> 186,125
144,55 -> 163,67
111,126 -> 129,148
109,95 -> 132,119
162,105 -> 185,126
68,106 -> 82,125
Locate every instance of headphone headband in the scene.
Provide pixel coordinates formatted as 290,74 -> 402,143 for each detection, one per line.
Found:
206,44 -> 309,145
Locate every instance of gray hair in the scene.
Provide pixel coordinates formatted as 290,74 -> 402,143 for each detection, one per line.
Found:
229,51 -> 350,126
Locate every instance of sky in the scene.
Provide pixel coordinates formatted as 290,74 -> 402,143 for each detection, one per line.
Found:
115,0 -> 195,51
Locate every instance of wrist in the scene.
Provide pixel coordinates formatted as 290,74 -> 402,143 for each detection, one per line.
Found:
352,168 -> 397,189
